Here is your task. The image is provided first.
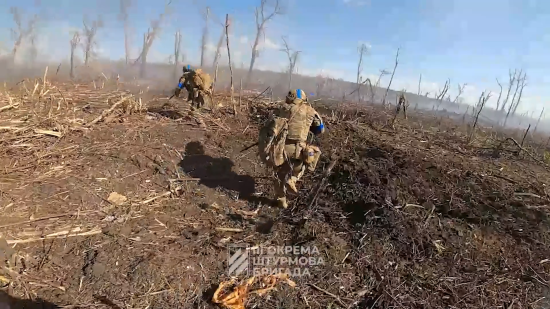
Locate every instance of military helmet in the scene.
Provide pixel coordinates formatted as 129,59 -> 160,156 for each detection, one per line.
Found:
286,89 -> 307,104
182,64 -> 192,73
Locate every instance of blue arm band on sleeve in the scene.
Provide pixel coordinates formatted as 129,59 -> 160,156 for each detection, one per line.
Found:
311,123 -> 324,135
178,82 -> 183,88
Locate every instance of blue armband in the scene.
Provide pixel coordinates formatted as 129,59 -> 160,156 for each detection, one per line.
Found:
178,82 -> 184,88
310,123 -> 324,135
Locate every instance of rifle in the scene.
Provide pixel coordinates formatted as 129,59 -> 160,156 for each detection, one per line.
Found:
240,142 -> 259,153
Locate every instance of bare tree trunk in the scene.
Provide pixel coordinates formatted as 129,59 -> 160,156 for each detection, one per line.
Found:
140,33 -> 147,78
520,124 -> 531,155
281,36 -> 300,91
10,8 -> 38,64
247,32 -> 261,86
435,79 -> 450,110
504,71 -> 526,127
212,29 -> 225,67
417,74 -> 421,95
512,73 -> 527,116
382,48 -> 400,106
70,33 -> 80,79
356,43 -> 368,103
495,78 -> 503,110
239,77 -> 243,111
468,91 -> 491,143
119,0 -> 132,65
534,107 -> 544,134
82,16 -> 104,66
501,69 -> 517,112
246,0 -> 282,86
174,31 -> 182,80
200,7 -> 210,68
453,83 -> 467,104
509,70 -> 523,111
225,14 -> 235,114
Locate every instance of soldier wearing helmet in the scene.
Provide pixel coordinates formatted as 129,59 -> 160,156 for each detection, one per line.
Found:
174,65 -> 196,104
258,89 -> 325,208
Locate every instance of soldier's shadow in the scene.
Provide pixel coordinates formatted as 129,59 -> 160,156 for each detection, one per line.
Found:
0,291 -> 60,309
178,141 -> 272,206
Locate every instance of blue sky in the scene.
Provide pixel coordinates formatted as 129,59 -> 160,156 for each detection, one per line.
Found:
0,0 -> 549,114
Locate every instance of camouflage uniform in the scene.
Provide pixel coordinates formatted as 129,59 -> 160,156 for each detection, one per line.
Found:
175,66 -> 213,109
262,89 -> 325,208
175,65 -> 197,104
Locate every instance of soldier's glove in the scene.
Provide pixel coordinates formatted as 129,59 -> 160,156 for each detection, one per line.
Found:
174,87 -> 181,97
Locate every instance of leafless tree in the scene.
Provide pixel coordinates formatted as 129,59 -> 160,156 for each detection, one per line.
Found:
246,0 -> 283,85
495,78 -> 503,110
9,7 -> 38,62
417,74 -> 422,95
356,43 -> 369,102
504,71 -> 527,127
173,31 -> 182,79
500,69 -> 518,112
82,16 -> 104,65
280,36 -> 300,90
212,16 -> 226,68
435,79 -> 450,110
512,72 -> 527,116
119,0 -> 132,65
225,14 -> 235,113
534,107 -> 545,134
134,1 -> 171,78
28,32 -> 37,64
200,6 -> 210,68
210,14 -> 226,94
468,91 -> 492,143
375,70 -> 390,88
70,32 -> 80,79
453,83 -> 467,104
382,48 -> 400,106
509,69 -> 523,112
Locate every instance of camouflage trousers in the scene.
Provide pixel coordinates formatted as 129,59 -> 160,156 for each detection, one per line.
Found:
273,143 -> 306,208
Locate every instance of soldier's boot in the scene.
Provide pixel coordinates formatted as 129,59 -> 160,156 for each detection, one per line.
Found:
286,177 -> 298,194
274,177 -> 288,208
277,196 -> 288,209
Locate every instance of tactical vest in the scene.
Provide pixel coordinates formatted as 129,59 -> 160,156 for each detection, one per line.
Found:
277,103 -> 317,142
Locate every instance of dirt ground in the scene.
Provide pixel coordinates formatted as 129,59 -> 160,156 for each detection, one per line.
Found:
1,79 -> 550,309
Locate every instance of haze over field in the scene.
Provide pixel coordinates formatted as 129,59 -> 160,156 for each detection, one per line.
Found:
1,0 -> 550,131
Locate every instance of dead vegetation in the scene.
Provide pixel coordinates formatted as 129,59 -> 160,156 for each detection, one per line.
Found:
0,78 -> 550,309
